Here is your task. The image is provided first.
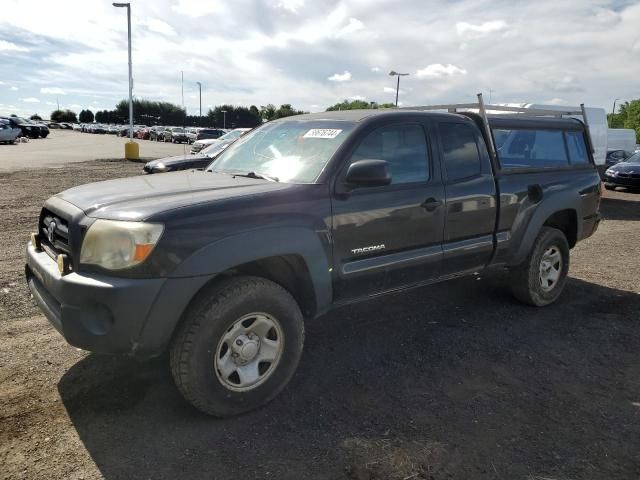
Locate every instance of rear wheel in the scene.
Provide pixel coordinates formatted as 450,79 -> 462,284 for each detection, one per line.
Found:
510,226 -> 570,306
170,276 -> 304,416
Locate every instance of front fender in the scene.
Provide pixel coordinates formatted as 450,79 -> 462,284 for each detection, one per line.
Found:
170,227 -> 333,314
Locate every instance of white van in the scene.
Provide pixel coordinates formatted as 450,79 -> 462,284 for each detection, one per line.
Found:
607,128 -> 636,153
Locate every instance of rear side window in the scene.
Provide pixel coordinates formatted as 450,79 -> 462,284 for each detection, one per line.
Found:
565,131 -> 589,165
439,123 -> 482,181
495,129 -> 568,169
350,124 -> 429,184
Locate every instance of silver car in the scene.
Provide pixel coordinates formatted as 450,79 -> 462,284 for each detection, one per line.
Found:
0,120 -> 21,144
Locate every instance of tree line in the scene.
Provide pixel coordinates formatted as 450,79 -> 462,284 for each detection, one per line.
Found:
608,99 -> 640,142
42,97 -> 399,128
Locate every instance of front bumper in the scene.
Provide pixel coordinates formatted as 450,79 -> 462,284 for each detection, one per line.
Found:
604,174 -> 640,187
25,243 -> 216,358
26,243 -> 166,355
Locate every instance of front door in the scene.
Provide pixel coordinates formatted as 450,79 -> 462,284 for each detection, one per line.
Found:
331,121 -> 445,301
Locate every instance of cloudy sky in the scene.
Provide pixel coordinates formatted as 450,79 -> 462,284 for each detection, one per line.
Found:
1,0 -> 639,119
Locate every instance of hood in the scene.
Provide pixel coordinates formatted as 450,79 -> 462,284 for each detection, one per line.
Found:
56,170 -> 289,221
610,159 -> 640,172
146,153 -> 210,168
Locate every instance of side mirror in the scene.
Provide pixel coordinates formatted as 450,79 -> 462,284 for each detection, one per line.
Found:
345,159 -> 391,188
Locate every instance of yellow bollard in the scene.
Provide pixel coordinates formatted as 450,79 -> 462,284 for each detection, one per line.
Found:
124,140 -> 139,160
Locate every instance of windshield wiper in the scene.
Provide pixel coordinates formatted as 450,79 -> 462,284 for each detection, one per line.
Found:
232,171 -> 279,182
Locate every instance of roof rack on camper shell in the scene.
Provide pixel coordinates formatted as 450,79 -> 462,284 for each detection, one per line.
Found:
397,93 -> 595,160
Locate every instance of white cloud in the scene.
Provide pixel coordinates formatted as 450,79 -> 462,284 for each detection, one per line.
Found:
9,86 -> 18,91
415,64 -> 468,79
40,87 -> 67,95
46,101 -> 56,106
0,81 -> 4,85
0,40 -> 29,52
544,98 -> 570,105
456,20 -> 508,37
274,0 -> 304,12
22,97 -> 40,103
371,67 -> 381,73
336,17 -> 364,37
328,71 -> 352,82
383,87 -> 404,94
70,104 -> 83,109
348,95 -> 366,101
140,18 -> 176,36
171,0 -> 221,17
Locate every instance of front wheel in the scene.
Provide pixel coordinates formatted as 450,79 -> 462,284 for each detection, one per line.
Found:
510,226 -> 570,306
604,184 -> 615,191
170,276 -> 305,416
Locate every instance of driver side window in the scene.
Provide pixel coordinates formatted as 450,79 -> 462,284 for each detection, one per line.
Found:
350,124 -> 430,184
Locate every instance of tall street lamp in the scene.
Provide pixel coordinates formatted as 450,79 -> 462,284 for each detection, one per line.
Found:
221,110 -> 227,129
113,2 -> 137,159
389,71 -> 409,107
196,81 -> 202,120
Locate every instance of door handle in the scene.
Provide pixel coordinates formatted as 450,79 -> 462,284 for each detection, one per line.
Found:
421,197 -> 443,212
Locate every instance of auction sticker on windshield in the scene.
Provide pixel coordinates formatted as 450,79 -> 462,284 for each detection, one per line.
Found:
303,129 -> 342,139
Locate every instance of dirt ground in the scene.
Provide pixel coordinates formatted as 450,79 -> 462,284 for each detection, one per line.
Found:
1,161 -> 639,480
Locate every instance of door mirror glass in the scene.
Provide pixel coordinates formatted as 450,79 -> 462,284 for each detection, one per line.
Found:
345,159 -> 391,188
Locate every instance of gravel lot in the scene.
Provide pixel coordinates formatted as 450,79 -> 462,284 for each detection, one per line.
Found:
0,130 -> 187,171
1,159 -> 639,480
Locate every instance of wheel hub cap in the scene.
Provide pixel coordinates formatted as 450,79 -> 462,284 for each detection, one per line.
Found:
214,313 -> 284,392
232,334 -> 260,364
539,246 -> 562,292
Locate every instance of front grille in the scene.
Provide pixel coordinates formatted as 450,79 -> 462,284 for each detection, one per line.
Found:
39,208 -> 72,259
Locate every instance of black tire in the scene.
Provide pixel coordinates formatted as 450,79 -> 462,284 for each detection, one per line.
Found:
604,184 -> 615,191
170,276 -> 305,416
510,226 -> 570,307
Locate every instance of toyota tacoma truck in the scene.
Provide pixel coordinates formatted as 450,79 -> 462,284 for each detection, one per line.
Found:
25,101 -> 601,416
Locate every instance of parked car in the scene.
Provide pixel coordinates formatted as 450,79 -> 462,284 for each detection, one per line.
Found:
136,127 -> 151,140
149,126 -> 166,141
26,106 -> 601,417
0,120 -> 21,144
190,128 -> 251,153
185,127 -> 201,144
1,117 -> 42,138
164,126 -> 188,143
604,152 -> 640,190
605,149 -> 634,166
144,138 -> 235,174
196,128 -> 226,141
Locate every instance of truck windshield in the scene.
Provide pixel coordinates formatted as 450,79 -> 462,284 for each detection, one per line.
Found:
209,120 -> 356,183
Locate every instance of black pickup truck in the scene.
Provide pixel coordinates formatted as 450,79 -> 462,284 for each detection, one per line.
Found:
25,106 -> 601,416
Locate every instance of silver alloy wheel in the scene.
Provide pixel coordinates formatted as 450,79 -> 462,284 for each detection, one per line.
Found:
214,312 -> 284,392
539,245 -> 562,292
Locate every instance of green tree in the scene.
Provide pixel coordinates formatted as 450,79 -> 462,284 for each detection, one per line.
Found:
607,100 -> 640,142
273,104 -> 305,119
325,99 -> 394,111
260,104 -> 277,121
30,114 -> 42,121
79,109 -> 94,123
50,109 -> 78,123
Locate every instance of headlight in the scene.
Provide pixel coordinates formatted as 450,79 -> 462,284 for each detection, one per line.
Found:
80,220 -> 163,270
153,162 -> 168,172
605,169 -> 618,177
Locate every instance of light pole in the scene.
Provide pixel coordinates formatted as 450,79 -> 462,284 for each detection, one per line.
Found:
113,2 -> 137,158
389,71 -> 409,107
610,98 -> 620,127
221,110 -> 227,129
196,82 -> 202,119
